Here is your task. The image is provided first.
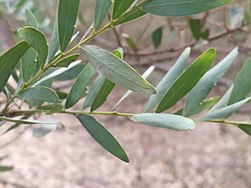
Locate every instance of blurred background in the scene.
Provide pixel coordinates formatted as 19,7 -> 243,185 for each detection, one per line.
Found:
0,0 -> 251,187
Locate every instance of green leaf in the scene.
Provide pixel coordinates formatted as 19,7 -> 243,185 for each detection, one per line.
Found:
189,18 -> 201,40
21,10 -> 39,83
0,41 -> 30,93
25,9 -> 38,28
112,0 -> 134,19
17,26 -> 48,68
113,8 -> 147,25
183,48 -> 238,116
56,54 -> 79,67
142,0 -> 231,17
145,48 -> 191,112
238,124 -> 251,136
113,47 -> 124,59
113,66 -> 155,110
209,85 -> 233,112
20,86 -> 60,106
46,16 -> 59,64
33,122 -> 57,138
130,113 -> 196,131
83,75 -> 106,109
65,64 -> 95,109
91,79 -> 115,111
229,57 -> 251,104
34,60 -> 81,86
152,26 -> 163,48
58,0 -> 80,51
82,45 -> 156,93
156,48 -> 216,113
94,0 -> 112,30
0,166 -> 13,172
77,114 -> 129,162
122,33 -> 138,52
0,116 -> 56,125
199,97 -> 251,121
184,97 -> 220,116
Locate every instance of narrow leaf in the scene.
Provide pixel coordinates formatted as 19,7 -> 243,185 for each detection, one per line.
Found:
122,33 -> 138,52
209,85 -> 233,112
183,48 -> 238,116
0,116 -> 56,125
199,97 -> 251,121
65,64 -> 95,108
17,26 -> 48,68
82,45 -> 156,93
20,86 -> 60,105
113,8 -> 146,25
112,0 -> 134,19
0,166 -> 13,172
34,60 -> 81,86
130,113 -> 196,131
156,48 -> 216,113
145,48 -> 191,112
56,54 -> 79,67
58,0 -> 80,51
91,79 -> 115,111
189,18 -> 201,40
152,26 -> 163,48
25,9 -> 38,28
229,57 -> 251,104
0,41 -> 29,92
142,0 -> 231,17
113,66 -> 155,110
46,16 -> 59,64
83,75 -> 106,109
33,122 -> 57,137
94,0 -> 112,30
238,124 -> 251,136
77,114 -> 129,162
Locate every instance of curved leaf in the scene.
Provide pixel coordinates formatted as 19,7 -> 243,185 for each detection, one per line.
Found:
113,8 -> 146,25
25,9 -> 38,28
17,26 -> 48,68
77,114 -> 129,162
20,86 -> 60,105
145,48 -> 191,112
184,48 -> 238,116
65,63 -> 95,109
156,48 -> 216,113
82,45 -> 156,93
56,54 -> 79,67
83,75 -> 106,109
91,79 -> 115,111
229,57 -> 251,104
58,0 -> 80,51
142,0 -> 231,17
0,41 -> 30,92
94,0 -> 112,30
199,97 -> 251,121
130,113 -> 196,131
112,0 -> 134,19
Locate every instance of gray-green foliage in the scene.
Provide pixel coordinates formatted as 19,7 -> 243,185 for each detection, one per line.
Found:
1,0 -> 250,164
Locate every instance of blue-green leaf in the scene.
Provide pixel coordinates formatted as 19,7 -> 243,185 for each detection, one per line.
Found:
0,41 -> 30,93
142,0 -> 231,17
199,97 -> 251,121
94,0 -> 112,30
130,113 -> 196,131
183,48 -> 238,116
82,45 -> 156,94
65,64 -> 95,109
156,48 -> 216,113
91,79 -> 115,111
229,57 -> 251,104
145,48 -> 191,112
77,114 -> 129,162
152,26 -> 163,48
112,0 -> 134,19
20,86 -> 60,106
58,0 -> 80,51
113,8 -> 146,25
17,26 -> 48,68
25,9 -> 38,28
